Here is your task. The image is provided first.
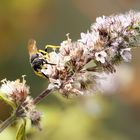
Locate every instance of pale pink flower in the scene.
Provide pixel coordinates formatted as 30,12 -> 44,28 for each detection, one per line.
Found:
95,51 -> 107,63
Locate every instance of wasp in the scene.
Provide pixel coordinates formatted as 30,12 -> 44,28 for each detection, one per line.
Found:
28,39 -> 60,79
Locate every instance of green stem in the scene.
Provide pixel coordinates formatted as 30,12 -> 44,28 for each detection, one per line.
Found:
0,114 -> 16,133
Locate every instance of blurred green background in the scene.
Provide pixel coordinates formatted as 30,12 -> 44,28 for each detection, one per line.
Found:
0,0 -> 140,140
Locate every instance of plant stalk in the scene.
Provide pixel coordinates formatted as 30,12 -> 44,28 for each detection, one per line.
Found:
33,87 -> 55,105
0,114 -> 16,133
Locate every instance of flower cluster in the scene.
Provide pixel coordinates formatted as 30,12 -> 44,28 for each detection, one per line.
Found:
1,75 -> 29,105
31,11 -> 140,97
0,76 -> 41,129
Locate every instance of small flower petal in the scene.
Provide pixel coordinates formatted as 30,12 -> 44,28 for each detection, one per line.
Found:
95,51 -> 107,63
120,48 -> 132,62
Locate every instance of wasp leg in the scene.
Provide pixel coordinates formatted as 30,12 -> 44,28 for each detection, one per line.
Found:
38,49 -> 48,55
34,70 -> 49,79
45,45 -> 60,52
41,72 -> 49,79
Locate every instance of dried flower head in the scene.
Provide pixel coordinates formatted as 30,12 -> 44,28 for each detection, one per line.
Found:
0,75 -> 30,105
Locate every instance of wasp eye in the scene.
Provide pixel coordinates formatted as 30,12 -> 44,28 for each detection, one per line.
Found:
30,54 -> 39,63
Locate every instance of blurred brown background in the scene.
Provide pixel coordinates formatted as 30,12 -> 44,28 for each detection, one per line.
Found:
0,0 -> 140,140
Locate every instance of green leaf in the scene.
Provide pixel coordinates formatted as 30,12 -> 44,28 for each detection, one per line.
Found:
0,94 -> 16,109
83,59 -> 97,70
16,119 -> 26,140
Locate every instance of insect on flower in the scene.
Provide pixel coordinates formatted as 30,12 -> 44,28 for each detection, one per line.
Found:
28,39 -> 60,79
